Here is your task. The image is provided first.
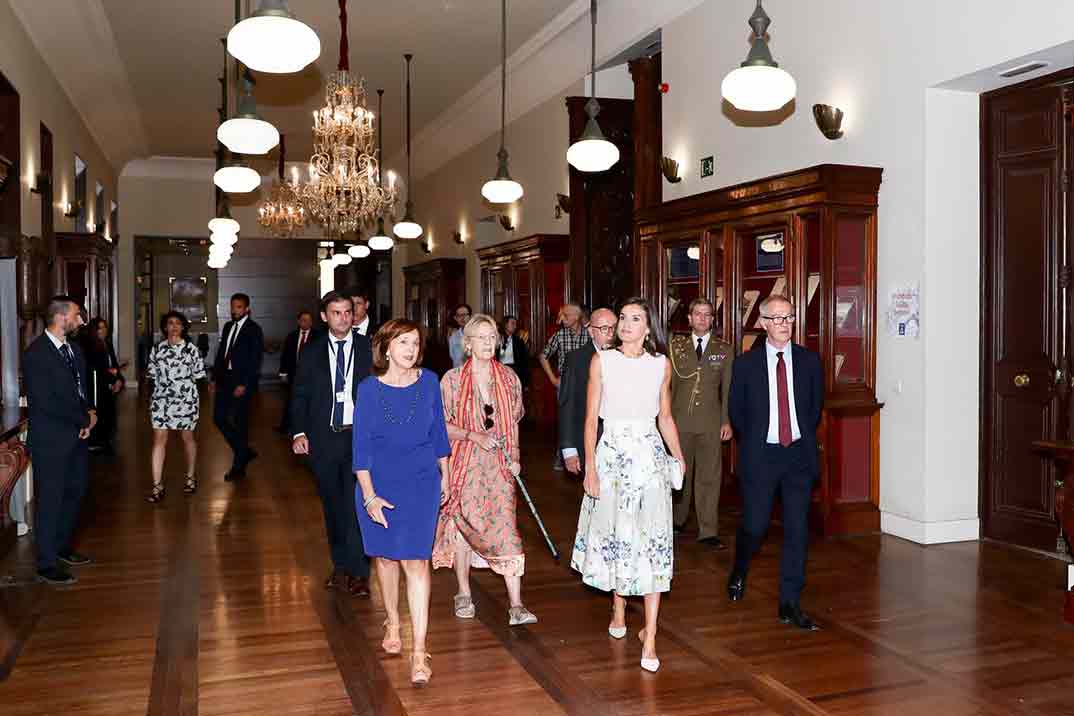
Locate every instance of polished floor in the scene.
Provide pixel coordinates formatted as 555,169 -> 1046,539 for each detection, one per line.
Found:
1,390 -> 1073,715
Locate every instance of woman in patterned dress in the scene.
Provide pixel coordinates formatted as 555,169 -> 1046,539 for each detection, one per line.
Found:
432,314 -> 537,627
145,311 -> 206,502
570,297 -> 686,673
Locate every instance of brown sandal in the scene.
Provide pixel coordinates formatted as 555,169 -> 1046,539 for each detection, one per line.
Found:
410,652 -> 432,686
381,618 -> 402,655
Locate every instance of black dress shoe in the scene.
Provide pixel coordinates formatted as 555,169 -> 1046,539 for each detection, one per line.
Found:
778,603 -> 819,631
246,450 -> 260,465
37,567 -> 77,585
345,575 -> 371,597
58,551 -> 93,566
699,536 -> 727,550
324,569 -> 343,590
727,571 -> 746,602
224,467 -> 246,482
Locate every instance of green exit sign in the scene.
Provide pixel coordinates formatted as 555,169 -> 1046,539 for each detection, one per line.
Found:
700,156 -> 715,178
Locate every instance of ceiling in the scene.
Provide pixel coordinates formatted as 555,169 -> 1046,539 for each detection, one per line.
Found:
100,0 -> 575,163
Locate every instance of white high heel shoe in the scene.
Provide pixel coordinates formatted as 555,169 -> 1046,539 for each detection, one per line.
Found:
638,630 -> 660,672
608,625 -> 626,639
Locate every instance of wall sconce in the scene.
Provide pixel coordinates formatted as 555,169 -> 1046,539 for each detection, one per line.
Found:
498,214 -> 515,232
661,157 -> 682,184
812,104 -> 844,140
420,239 -> 432,254
554,193 -> 571,219
63,200 -> 82,218
453,230 -> 464,245
0,155 -> 12,195
30,172 -> 51,195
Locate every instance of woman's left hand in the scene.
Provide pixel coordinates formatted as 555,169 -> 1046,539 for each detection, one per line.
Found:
440,477 -> 450,505
675,455 -> 686,479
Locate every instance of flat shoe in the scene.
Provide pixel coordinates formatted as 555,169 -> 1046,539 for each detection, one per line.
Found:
453,593 -> 475,619
508,605 -> 537,626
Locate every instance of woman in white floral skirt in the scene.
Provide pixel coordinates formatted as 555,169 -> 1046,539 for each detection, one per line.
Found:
571,297 -> 686,673
145,311 -> 206,502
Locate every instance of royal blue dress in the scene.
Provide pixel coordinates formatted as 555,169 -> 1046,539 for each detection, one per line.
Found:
353,370 -> 451,560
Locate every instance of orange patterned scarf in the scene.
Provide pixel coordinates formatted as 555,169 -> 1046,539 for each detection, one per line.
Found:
444,358 -> 516,516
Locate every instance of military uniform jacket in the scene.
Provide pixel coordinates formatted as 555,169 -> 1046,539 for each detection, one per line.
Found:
669,333 -> 733,435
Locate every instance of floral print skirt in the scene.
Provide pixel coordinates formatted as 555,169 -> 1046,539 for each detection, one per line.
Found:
570,420 -> 674,596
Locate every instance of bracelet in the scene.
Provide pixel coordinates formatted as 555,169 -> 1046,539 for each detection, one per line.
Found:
363,494 -> 378,508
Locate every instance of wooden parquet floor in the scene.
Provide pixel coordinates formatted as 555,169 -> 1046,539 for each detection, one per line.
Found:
1,390 -> 1073,715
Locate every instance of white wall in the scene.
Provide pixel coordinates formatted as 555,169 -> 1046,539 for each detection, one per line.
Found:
661,0 -> 1074,542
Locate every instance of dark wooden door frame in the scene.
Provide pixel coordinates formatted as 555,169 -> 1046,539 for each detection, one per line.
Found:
980,66 -> 1074,549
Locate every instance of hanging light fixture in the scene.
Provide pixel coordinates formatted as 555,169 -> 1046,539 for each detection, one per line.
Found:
214,158 -> 261,193
332,241 -> 353,265
210,231 -> 238,247
218,71 -> 279,155
481,0 -> 524,204
257,135 -> 308,237
393,54 -> 422,240
721,0 -> 796,112
300,0 -> 396,237
567,0 -> 620,173
227,0 -> 320,74
348,243 -> 371,259
367,89 -> 395,251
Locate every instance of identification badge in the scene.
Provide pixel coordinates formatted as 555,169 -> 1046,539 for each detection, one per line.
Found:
335,391 -> 347,402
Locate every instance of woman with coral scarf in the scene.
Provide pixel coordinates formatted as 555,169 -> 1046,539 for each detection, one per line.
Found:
432,314 -> 537,626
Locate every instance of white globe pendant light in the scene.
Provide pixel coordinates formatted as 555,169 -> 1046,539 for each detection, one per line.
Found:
209,231 -> 238,247
721,1 -> 796,112
209,244 -> 234,259
208,215 -> 239,235
348,243 -> 371,259
393,54 -> 423,240
481,0 -> 524,204
567,0 -> 619,173
214,160 -> 261,193
332,243 -> 352,265
208,256 -> 228,269
368,217 -> 394,250
217,73 -> 280,155
227,0 -> 321,74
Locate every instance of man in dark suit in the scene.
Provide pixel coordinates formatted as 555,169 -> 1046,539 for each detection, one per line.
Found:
291,291 -> 372,596
559,307 -> 617,475
211,292 -> 264,481
346,288 -> 378,338
497,315 -> 531,390
276,310 -> 315,434
727,294 -> 824,630
23,296 -> 97,585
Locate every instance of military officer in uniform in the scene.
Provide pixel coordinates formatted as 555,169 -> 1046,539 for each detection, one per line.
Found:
669,297 -> 733,549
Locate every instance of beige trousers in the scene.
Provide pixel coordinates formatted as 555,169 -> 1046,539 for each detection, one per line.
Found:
673,431 -> 723,539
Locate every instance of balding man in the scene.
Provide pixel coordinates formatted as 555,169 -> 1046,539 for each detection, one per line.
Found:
727,294 -> 824,631
558,308 -> 617,474
540,303 -> 588,471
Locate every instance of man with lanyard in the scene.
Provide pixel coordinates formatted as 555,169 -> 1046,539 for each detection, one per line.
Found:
291,291 -> 373,596
23,296 -> 96,585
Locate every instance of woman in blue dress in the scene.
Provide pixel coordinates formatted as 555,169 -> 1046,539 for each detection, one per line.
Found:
353,318 -> 451,686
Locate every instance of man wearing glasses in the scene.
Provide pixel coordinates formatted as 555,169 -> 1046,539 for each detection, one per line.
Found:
558,307 -> 617,475
448,303 -> 472,369
668,298 -> 733,549
727,294 -> 824,632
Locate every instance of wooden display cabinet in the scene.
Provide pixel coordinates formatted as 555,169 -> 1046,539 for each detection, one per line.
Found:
403,258 -> 466,377
55,231 -> 115,325
636,164 -> 883,536
477,233 -> 570,425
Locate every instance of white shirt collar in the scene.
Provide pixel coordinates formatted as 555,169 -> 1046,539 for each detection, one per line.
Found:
45,327 -> 66,349
355,316 -> 370,334
766,339 -> 792,359
328,330 -> 353,349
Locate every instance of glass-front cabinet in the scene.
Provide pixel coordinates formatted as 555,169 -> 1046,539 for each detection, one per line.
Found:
636,165 -> 883,536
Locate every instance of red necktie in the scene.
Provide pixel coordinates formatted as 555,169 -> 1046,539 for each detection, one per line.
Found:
776,351 -> 792,447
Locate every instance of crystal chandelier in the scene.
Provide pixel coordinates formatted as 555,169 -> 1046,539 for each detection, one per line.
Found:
258,135 -> 307,237
300,0 -> 396,237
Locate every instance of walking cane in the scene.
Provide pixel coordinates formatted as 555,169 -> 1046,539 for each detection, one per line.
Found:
498,440 -> 559,561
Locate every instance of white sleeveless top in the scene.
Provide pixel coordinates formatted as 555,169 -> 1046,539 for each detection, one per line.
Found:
598,349 -> 666,421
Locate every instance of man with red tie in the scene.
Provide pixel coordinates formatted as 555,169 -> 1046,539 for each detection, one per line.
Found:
727,294 -> 824,631
277,310 -> 315,434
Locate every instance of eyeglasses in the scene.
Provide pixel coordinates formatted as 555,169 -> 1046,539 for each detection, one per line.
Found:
482,403 -> 494,430
761,314 -> 796,325
455,311 -> 471,319
591,325 -> 616,336
471,334 -> 498,344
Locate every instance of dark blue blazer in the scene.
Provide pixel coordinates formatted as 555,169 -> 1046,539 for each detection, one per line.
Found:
289,332 -> 372,456
23,333 -> 94,451
728,342 -> 824,479
213,317 -> 264,391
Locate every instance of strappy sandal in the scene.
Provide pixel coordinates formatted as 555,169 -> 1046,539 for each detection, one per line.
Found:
410,652 -> 432,686
453,593 -> 475,619
183,474 -> 198,495
381,618 -> 402,655
146,482 -> 166,503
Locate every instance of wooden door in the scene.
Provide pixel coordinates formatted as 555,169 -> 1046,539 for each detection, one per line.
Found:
982,76 -> 1070,549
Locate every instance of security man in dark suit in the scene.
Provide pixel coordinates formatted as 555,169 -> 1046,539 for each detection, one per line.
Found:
291,291 -> 372,597
346,288 -> 378,339
727,294 -> 824,630
277,310 -> 315,434
559,307 -> 617,475
211,292 -> 264,481
23,296 -> 97,585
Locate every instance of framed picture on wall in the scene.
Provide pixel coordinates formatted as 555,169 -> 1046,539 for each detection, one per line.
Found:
169,276 -> 209,323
